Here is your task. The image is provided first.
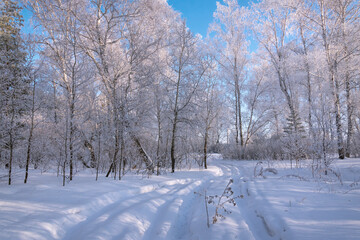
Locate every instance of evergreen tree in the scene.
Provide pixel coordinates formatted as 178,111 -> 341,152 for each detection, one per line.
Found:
283,112 -> 306,167
0,0 -> 28,185
284,113 -> 305,136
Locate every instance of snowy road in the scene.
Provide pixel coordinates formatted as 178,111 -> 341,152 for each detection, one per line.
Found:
1,157 -> 360,240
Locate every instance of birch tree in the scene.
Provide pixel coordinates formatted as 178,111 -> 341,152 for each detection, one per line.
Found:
27,0 -> 91,182
298,0 -> 350,159
210,0 -> 249,146
195,49 -> 222,169
252,0 -> 308,163
331,0 -> 360,157
163,21 -> 205,173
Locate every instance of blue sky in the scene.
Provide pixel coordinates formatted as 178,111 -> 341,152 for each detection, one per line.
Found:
21,0 -> 253,37
168,0 -> 253,37
167,0 -> 218,36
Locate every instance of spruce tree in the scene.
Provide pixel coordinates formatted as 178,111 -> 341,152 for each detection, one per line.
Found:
0,0 -> 28,185
283,112 -> 306,167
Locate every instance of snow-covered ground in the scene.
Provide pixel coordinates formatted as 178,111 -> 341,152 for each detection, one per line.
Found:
1,156 -> 360,240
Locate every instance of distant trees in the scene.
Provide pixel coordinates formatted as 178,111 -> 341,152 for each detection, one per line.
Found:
16,0 -> 215,179
27,0 -> 95,184
0,0 -> 29,185
211,0 -> 359,161
1,0 -> 359,184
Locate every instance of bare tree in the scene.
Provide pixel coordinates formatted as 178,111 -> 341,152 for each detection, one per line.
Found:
163,21 -> 205,172
24,36 -> 41,184
301,0 -> 347,158
210,0 -> 249,146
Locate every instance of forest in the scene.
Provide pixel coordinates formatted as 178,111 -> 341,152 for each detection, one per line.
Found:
1,0 -> 360,185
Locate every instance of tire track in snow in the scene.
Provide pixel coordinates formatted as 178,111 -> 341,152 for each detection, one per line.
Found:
235,176 -> 273,240
222,160 -> 292,240
140,179 -> 207,240
220,161 -> 275,239
209,160 -> 266,240
63,179 -> 199,240
246,179 -> 292,239
167,179 -> 212,240
141,164 -> 227,239
189,161 -> 257,240
112,179 -> 207,240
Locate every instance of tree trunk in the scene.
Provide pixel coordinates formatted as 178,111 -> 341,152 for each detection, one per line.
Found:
133,136 -> 153,172
236,82 -> 244,147
110,100 -> 120,179
119,131 -> 125,180
345,75 -> 353,158
8,93 -> 17,186
170,115 -> 177,173
69,100 -> 75,181
62,157 -> 66,187
171,60 -> 182,173
63,114 -> 69,186
8,131 -> 13,186
52,80 -> 58,124
203,128 -> 209,169
106,163 -> 113,177
319,0 -> 345,159
299,23 -> 314,137
342,15 -> 353,158
306,63 -> 313,136
24,80 -> 36,184
156,95 -> 162,174
96,124 -> 101,181
84,140 -> 96,168
118,123 -> 125,180
332,71 -> 345,159
234,85 -> 239,145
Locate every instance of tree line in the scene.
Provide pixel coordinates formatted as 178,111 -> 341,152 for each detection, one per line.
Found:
1,0 -> 359,185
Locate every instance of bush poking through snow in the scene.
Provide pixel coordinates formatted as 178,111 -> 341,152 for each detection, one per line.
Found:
346,178 -> 360,193
195,179 -> 243,227
318,167 -> 343,185
254,161 -> 278,178
281,174 -> 308,181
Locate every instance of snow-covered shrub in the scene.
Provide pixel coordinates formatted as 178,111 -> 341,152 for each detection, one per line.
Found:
220,134 -> 285,160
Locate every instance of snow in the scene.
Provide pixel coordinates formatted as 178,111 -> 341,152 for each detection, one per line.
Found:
1,156 -> 360,240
